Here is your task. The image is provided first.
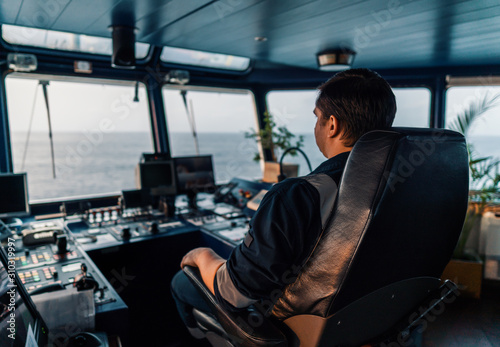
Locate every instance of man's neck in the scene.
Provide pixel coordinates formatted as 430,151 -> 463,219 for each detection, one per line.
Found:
326,144 -> 352,159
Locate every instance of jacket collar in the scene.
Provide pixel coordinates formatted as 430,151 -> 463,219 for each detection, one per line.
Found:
310,151 -> 350,175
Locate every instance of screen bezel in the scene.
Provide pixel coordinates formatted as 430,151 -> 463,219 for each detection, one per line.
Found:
0,173 -> 30,219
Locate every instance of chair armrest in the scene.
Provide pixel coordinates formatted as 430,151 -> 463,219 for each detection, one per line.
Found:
182,265 -> 289,347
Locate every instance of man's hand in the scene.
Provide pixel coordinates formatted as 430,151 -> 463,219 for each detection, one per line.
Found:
181,247 -> 225,295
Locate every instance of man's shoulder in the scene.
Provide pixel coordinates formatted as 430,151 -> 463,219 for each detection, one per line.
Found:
268,176 -> 317,196
265,172 -> 337,204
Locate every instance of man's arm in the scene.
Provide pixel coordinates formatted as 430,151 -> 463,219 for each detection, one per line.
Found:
181,247 -> 225,294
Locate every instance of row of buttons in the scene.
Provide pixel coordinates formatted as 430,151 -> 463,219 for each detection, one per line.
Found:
15,255 -> 28,266
19,266 -> 58,284
31,252 -> 51,264
19,270 -> 40,284
15,251 -> 52,266
53,250 -> 78,260
43,266 -> 57,280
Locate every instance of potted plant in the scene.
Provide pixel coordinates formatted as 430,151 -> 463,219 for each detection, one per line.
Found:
441,92 -> 500,298
245,112 -> 305,182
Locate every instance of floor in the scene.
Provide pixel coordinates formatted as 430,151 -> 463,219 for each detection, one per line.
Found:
423,280 -> 500,347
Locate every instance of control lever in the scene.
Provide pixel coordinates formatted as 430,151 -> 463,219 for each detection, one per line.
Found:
149,222 -> 159,234
122,227 -> 131,240
56,234 -> 68,254
73,263 -> 99,292
29,282 -> 66,295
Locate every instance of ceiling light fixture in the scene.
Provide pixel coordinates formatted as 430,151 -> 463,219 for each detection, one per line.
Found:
317,49 -> 356,71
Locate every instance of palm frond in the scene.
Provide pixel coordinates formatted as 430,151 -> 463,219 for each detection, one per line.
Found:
448,92 -> 500,136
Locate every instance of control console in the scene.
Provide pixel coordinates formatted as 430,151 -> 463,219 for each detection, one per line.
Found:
9,221 -> 121,307
185,178 -> 272,245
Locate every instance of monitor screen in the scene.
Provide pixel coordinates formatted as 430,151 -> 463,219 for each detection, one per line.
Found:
121,189 -> 153,209
0,173 -> 29,219
0,246 -> 48,346
136,161 -> 177,196
174,156 -> 215,194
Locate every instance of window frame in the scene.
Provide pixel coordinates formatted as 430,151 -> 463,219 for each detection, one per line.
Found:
4,72 -> 155,202
162,84 -> 262,182
0,25 -> 153,65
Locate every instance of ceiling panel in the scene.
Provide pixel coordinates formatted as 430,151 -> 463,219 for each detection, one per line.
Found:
141,0 -> 266,44
0,0 -> 500,70
15,0 -> 72,29
0,0 -> 22,24
134,0 -> 215,41
50,0 -> 118,34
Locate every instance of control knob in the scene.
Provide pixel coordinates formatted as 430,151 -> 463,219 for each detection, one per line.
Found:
150,222 -> 159,234
122,227 -> 131,240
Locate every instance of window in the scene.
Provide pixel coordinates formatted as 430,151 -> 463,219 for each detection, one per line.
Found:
6,76 -> 153,201
446,85 -> 500,181
266,90 -> 322,176
2,24 -> 150,58
266,87 -> 431,174
392,88 -> 431,127
163,87 -> 260,183
160,46 -> 250,71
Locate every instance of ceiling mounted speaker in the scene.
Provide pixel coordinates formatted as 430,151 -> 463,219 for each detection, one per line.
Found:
110,25 -> 136,69
317,49 -> 356,71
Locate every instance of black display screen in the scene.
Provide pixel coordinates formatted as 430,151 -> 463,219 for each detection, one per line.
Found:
121,189 -> 153,209
0,174 -> 29,218
137,161 -> 177,196
174,156 -> 215,194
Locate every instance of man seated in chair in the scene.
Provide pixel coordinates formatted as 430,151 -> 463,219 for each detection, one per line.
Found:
171,68 -> 397,339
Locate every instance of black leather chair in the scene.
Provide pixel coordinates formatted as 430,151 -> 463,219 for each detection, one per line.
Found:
183,128 -> 469,346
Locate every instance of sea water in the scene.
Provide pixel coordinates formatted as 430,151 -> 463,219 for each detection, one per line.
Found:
10,132 -> 500,201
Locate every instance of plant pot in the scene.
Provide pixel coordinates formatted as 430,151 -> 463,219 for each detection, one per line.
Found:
262,161 -> 299,183
441,258 -> 483,299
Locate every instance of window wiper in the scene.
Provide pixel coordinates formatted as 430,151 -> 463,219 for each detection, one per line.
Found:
40,80 -> 56,179
180,90 -> 200,155
21,80 -> 56,178
20,83 -> 39,172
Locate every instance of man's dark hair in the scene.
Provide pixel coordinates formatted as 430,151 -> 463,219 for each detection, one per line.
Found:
315,68 -> 396,147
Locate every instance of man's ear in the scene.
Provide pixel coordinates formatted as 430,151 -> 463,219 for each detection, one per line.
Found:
328,115 -> 341,138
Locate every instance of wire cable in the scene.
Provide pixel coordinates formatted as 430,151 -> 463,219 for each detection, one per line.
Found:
21,84 -> 40,171
278,147 -> 313,182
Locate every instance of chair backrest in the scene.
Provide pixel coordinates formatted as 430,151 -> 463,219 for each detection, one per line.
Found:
273,128 -> 469,322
